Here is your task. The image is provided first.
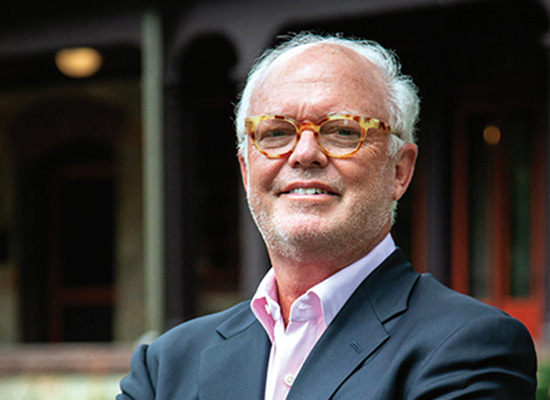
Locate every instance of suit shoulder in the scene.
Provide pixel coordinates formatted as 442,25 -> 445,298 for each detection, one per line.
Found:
415,274 -> 504,315
149,301 -> 252,355
409,274 -> 533,339
119,301 -> 257,398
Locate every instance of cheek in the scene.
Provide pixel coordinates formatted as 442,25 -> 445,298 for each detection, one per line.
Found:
344,158 -> 393,199
247,154 -> 284,191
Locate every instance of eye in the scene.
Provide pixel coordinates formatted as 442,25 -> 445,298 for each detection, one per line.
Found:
258,127 -> 295,142
321,124 -> 362,140
256,119 -> 295,142
263,129 -> 289,138
255,119 -> 296,151
335,129 -> 357,137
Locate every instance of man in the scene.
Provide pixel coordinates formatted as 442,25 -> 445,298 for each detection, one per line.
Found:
118,33 -> 537,399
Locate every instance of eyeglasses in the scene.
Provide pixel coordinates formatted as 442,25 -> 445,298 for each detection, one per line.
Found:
245,114 -> 394,159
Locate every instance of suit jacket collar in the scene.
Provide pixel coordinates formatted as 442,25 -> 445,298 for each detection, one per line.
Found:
198,249 -> 418,400
287,248 -> 420,400
364,248 -> 421,324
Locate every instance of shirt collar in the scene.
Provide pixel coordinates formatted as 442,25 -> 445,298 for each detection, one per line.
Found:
251,233 -> 396,340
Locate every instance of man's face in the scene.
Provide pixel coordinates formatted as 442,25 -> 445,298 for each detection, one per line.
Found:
239,44 -> 416,265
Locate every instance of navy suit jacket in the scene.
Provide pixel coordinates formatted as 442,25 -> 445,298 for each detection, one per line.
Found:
118,249 -> 537,399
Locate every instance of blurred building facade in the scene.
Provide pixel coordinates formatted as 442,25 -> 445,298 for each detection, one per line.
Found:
0,0 -> 549,396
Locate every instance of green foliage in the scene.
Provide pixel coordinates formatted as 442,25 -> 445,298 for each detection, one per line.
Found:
537,363 -> 550,400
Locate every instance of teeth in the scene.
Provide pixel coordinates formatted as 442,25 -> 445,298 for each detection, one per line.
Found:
289,188 -> 330,195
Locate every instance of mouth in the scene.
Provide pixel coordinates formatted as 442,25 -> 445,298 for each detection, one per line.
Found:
280,182 -> 339,197
286,187 -> 333,195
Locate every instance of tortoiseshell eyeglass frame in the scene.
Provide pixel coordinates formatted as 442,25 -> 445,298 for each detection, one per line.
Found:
244,114 -> 395,159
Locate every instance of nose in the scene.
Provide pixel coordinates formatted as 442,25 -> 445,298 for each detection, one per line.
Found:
287,130 -> 328,168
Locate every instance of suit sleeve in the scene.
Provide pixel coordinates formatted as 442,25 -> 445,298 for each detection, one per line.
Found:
117,345 -> 156,400
406,314 -> 537,400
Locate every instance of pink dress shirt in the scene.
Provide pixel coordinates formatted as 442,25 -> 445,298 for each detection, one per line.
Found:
251,234 -> 396,400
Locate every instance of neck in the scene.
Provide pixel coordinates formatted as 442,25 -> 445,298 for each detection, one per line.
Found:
268,231 -> 387,325
272,256 -> 338,316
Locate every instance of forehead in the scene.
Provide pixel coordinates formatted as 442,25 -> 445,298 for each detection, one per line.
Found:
249,43 -> 390,121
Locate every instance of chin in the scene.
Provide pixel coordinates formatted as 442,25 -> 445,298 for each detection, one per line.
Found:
271,219 -> 348,250
276,214 -> 335,235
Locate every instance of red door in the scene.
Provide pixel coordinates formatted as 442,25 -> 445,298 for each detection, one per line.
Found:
48,162 -> 115,342
451,98 -> 545,340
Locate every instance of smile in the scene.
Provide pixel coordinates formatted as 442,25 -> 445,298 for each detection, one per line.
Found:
287,188 -> 332,195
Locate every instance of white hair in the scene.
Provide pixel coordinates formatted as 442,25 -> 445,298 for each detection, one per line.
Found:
234,32 -> 420,156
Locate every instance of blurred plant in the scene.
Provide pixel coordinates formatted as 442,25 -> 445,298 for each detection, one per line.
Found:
537,362 -> 550,400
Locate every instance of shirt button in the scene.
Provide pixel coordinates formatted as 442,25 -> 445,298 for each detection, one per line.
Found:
284,374 -> 294,386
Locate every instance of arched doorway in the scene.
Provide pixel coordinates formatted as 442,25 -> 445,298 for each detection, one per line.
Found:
9,96 -> 122,342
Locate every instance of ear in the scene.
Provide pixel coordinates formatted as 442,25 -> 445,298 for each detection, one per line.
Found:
238,150 -> 248,194
393,143 -> 418,201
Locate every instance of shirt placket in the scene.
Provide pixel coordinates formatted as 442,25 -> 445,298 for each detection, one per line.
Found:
269,296 -> 325,400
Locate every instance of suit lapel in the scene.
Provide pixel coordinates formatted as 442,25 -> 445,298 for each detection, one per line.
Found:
287,249 -> 420,400
286,287 -> 389,400
198,307 -> 271,400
